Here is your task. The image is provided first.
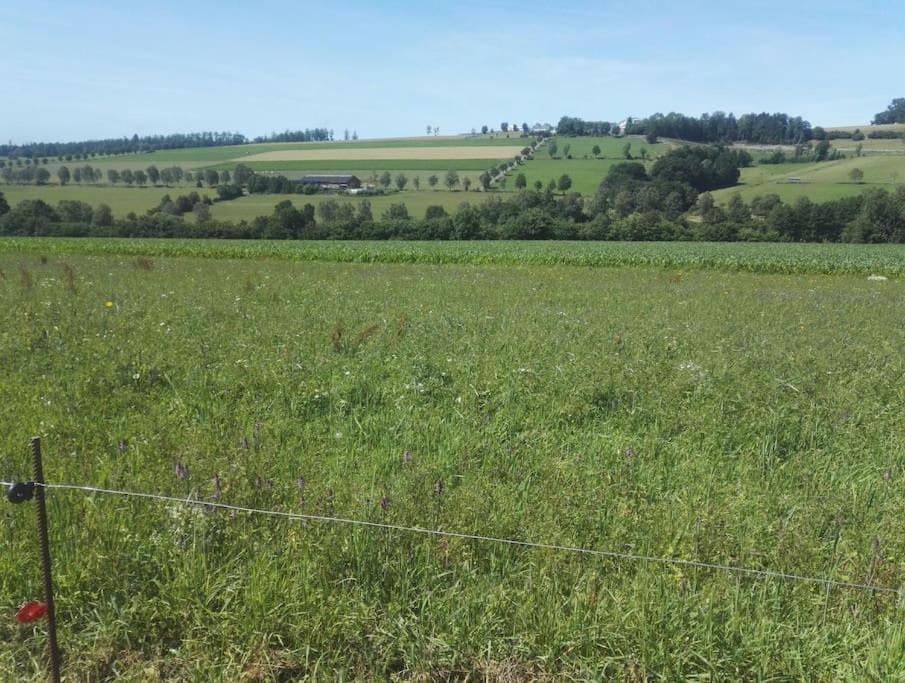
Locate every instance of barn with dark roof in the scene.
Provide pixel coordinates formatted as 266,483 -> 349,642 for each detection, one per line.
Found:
299,174 -> 361,189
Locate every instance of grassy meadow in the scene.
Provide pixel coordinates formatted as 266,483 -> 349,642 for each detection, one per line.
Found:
208,190 -> 501,222
713,155 -> 905,204
1,241 -> 904,679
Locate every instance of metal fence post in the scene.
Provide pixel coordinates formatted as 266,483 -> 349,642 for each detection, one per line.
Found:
31,436 -> 62,683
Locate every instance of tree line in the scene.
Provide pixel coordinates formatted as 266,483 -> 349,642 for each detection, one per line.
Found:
2,184 -> 903,244
557,111 -> 819,145
872,98 -> 905,125
3,189 -> 904,246
0,131 -> 247,160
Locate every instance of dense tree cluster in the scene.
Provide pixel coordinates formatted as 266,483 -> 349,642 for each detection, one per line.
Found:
872,98 -> 905,125
556,117 -> 612,136
626,112 -> 814,145
593,146 -> 744,218
554,111 -> 816,144
252,129 -> 332,143
0,132 -> 247,160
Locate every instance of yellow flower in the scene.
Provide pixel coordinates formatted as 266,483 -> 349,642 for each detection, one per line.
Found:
104,301 -> 114,308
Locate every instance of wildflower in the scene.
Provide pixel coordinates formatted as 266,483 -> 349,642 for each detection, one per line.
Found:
296,476 -> 306,491
16,601 -> 47,624
402,450 -> 412,465
254,476 -> 272,491
433,479 -> 444,496
379,495 -> 390,510
624,446 -> 635,458
118,440 -> 129,453
212,474 -> 222,501
104,300 -> 114,308
884,469 -> 892,482
241,436 -> 250,450
335,432 -> 343,439
254,421 -> 262,440
174,462 -> 188,480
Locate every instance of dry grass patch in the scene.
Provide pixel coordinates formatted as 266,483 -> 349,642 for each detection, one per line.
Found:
236,146 -> 524,162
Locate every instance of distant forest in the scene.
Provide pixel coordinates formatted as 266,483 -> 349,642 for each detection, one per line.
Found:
560,99 -> 905,145
0,128 -> 336,159
558,112 -> 816,145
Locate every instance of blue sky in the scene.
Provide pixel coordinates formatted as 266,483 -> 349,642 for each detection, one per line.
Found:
2,0 -> 902,143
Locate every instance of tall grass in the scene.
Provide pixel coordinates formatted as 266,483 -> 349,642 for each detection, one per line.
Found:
0,252 -> 904,679
2,237 -> 905,275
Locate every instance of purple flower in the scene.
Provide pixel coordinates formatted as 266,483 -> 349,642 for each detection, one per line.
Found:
402,450 -> 413,465
212,474 -> 222,501
118,440 -> 129,453
174,462 -> 188,480
296,476 -> 306,491
380,495 -> 390,510
433,479 -> 444,496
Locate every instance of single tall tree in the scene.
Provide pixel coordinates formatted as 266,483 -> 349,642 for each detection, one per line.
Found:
444,169 -> 459,190
57,166 -> 71,185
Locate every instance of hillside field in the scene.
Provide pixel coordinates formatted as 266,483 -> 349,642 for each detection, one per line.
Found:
3,131 -> 905,221
713,155 -> 905,203
1,241 -> 904,679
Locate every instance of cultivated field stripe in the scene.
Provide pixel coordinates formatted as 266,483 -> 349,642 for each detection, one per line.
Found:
236,146 -> 525,162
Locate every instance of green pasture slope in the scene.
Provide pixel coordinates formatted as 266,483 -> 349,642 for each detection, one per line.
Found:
713,154 -> 905,203
0,183 -> 172,217
1,240 -> 904,679
208,189 -> 501,221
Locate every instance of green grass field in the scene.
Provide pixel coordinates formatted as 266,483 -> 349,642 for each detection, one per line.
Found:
209,190 -> 504,222
713,155 -> 905,203
511,158 -> 643,195
1,240 -> 904,679
0,183 -> 185,216
508,136 -> 671,194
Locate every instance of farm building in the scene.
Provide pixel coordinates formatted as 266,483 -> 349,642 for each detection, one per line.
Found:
299,175 -> 361,189
613,118 -> 632,136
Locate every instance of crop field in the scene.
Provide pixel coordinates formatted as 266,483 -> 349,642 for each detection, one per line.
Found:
215,159 -> 496,174
237,147 -> 524,162
1,240 -> 904,679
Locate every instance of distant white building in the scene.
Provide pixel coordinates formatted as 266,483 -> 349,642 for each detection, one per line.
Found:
531,123 -> 554,134
613,118 -> 632,136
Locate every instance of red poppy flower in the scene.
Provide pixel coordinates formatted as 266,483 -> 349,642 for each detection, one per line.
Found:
16,601 -> 47,624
